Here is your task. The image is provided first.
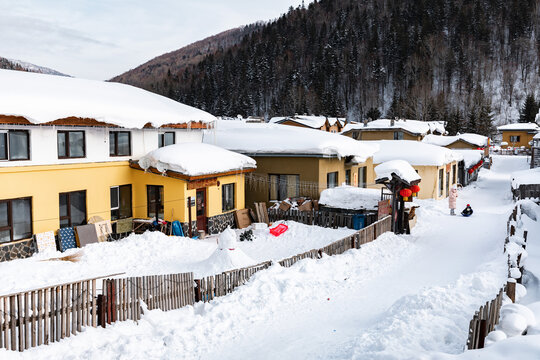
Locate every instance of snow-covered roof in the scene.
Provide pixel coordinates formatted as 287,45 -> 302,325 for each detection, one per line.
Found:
0,69 -> 216,129
342,119 -> 446,136
202,120 -> 378,162
319,186 -> 382,210
511,168 -> 540,189
533,132 -> 540,140
375,160 -> 421,184
497,123 -> 540,132
422,133 -> 488,148
373,140 -> 462,166
269,115 -> 344,129
138,142 -> 256,177
451,149 -> 484,168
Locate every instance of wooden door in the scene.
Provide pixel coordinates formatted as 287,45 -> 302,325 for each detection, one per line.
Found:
196,188 -> 207,232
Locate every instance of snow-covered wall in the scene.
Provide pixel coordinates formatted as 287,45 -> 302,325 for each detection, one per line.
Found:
0,124 -> 203,167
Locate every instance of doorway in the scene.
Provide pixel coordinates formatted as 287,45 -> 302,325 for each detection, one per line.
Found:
196,188 -> 207,232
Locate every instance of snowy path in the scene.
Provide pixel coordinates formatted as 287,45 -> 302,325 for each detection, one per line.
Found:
1,156 -> 529,359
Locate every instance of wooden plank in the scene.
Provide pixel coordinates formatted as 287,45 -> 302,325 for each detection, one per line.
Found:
55,287 -> 61,342
76,282 -> 82,332
25,292 -> 30,349
9,296 -> 16,350
17,294 -> 23,352
60,285 -> 66,339
43,289 -> 49,346
0,297 -> 4,349
71,284 -> 76,335
92,279 -> 97,328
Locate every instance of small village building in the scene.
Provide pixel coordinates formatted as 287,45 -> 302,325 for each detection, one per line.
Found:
0,69 -> 224,260
497,123 -> 540,149
371,140 -> 461,200
342,119 -> 446,141
269,115 -> 345,133
422,133 -> 490,157
532,132 -> 540,169
202,121 -> 378,206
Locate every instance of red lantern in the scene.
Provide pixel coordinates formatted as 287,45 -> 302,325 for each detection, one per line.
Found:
400,188 -> 412,201
410,185 -> 420,196
468,168 -> 473,174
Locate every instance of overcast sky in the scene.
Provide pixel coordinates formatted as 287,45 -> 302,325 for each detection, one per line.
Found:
0,0 -> 305,80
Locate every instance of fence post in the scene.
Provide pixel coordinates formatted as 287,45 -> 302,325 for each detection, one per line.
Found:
96,294 -> 106,328
194,279 -> 202,302
477,319 -> 487,349
506,279 -> 516,303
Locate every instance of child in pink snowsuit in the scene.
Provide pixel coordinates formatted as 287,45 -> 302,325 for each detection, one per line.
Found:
449,185 -> 458,215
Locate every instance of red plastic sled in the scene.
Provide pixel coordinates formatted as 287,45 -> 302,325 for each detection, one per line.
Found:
270,223 -> 289,236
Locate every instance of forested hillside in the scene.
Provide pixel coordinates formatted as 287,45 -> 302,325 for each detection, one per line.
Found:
113,0 -> 540,135
0,57 -> 67,76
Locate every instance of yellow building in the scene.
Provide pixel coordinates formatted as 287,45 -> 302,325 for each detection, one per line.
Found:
269,115 -> 345,133
0,68 -> 254,261
371,141 -> 460,200
202,121 -> 378,206
497,123 -> 540,149
342,119 -> 446,141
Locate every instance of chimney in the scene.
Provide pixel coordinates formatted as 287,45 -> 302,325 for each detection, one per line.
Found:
391,118 -> 395,126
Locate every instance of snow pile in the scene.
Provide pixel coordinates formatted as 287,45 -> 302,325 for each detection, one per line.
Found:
423,133 -> 489,148
497,123 -> 540,131
452,149 -> 484,168
138,142 -> 256,176
202,120 -> 378,162
0,69 -> 216,128
373,140 -> 463,166
269,115 -> 345,129
375,159 -> 422,183
342,119 -> 446,136
511,167 -> 540,189
319,186 -> 382,210
497,303 -> 536,338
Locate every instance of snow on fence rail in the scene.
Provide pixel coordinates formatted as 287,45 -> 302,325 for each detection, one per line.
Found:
0,216 -> 392,352
194,216 -> 392,302
0,274 -> 121,352
267,209 -> 377,229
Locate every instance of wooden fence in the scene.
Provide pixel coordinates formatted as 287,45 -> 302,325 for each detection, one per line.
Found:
267,209 -> 378,229
195,215 -> 392,302
0,275 -> 106,352
100,273 -> 195,325
466,289 -> 504,350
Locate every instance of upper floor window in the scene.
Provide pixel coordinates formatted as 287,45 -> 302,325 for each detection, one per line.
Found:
109,131 -> 131,156
0,130 -> 30,161
158,132 -> 175,148
57,131 -> 85,158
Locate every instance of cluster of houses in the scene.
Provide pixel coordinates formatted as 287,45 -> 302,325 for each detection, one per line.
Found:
0,68 -> 497,261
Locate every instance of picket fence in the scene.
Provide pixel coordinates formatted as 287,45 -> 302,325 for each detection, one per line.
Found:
268,209 -> 378,229
466,289 -> 504,349
1,215 -> 392,352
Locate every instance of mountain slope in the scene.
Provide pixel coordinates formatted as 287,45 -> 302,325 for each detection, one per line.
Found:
0,57 -> 68,76
112,0 -> 540,134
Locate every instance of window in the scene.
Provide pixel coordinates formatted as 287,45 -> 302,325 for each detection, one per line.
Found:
109,131 -> 131,156
59,191 -> 87,228
327,172 -> 338,189
510,135 -> 520,143
0,130 -> 30,160
393,131 -> 404,140
358,167 -> 367,188
0,198 -> 32,243
438,169 -> 444,197
352,131 -> 359,140
452,164 -> 457,184
57,131 -> 85,158
269,174 -> 300,201
222,183 -> 235,212
158,132 -> 175,148
110,185 -> 132,220
345,169 -> 351,185
147,185 -> 164,219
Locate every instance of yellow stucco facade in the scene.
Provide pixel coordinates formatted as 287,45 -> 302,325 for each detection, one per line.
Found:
501,131 -> 536,149
0,161 -> 246,239
343,130 -> 421,141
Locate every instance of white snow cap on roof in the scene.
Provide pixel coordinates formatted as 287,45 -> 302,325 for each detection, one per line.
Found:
202,120 -> 378,162
342,119 -> 446,135
375,160 -> 421,184
319,186 -> 382,210
138,143 -> 256,177
373,140 -> 462,166
451,149 -> 483,168
511,167 -> 540,189
534,132 -> 540,140
0,69 -> 216,128
269,115 -> 344,129
422,133 -> 488,147
497,123 -> 540,131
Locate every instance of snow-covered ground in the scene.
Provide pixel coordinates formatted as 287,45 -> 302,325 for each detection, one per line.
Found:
1,155 -> 535,359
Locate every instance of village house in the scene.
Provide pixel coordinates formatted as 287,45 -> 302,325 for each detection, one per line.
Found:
497,122 -> 540,149
269,115 -> 345,133
341,118 -> 446,141
0,69 -> 251,261
202,121 -> 378,206
370,140 -> 462,200
422,133 -> 490,157
532,133 -> 540,169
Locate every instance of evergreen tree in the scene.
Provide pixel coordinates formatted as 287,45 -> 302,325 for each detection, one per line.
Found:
519,94 -> 539,123
365,107 -> 381,120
